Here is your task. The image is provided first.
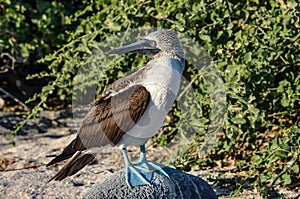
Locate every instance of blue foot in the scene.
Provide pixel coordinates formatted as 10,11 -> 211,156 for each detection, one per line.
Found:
133,160 -> 169,178
125,160 -> 170,187
125,163 -> 151,186
122,146 -> 170,187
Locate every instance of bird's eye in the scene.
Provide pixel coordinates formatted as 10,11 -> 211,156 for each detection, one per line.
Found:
149,41 -> 156,47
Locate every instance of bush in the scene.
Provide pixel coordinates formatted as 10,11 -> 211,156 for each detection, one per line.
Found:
0,0 -> 86,103
0,0 -> 85,57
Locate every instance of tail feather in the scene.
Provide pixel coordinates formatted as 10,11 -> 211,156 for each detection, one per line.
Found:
47,151 -> 96,182
46,140 -> 77,167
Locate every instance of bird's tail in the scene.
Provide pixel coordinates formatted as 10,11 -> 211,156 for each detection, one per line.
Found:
47,151 -> 96,182
46,139 -> 79,167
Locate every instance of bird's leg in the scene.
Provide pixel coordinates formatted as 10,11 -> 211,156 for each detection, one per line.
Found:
138,145 -> 147,162
121,147 -> 150,187
121,147 -> 131,166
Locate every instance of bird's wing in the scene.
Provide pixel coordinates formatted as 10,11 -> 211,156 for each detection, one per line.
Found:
47,85 -> 150,181
75,84 -> 151,148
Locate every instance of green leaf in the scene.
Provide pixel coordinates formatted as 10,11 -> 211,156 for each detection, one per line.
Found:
292,164 -> 299,174
244,52 -> 252,63
282,173 -> 292,185
199,118 -> 209,125
232,117 -> 246,124
41,85 -> 54,93
251,154 -> 263,164
199,34 -> 211,42
274,150 -> 287,158
249,107 -> 259,115
280,96 -> 289,107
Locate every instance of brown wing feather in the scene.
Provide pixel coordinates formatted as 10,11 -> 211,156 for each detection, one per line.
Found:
47,85 -> 150,181
47,152 -> 95,182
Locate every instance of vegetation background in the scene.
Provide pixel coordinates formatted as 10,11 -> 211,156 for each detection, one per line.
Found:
1,0 -> 299,197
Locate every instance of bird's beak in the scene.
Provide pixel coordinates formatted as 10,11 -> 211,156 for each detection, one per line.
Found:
108,39 -> 160,55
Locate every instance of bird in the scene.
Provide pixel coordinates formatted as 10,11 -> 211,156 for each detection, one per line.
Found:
46,29 -> 185,187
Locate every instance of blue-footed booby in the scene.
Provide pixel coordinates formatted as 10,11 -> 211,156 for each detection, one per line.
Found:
47,30 -> 185,187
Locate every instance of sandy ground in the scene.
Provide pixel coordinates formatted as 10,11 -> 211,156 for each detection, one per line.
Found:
0,110 -> 298,199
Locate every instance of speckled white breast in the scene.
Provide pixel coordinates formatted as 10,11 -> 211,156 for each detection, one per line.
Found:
118,57 -> 182,148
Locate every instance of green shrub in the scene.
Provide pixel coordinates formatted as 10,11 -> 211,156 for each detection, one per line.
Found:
0,0 -> 85,57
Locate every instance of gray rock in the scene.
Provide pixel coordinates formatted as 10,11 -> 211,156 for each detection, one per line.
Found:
85,166 -> 217,199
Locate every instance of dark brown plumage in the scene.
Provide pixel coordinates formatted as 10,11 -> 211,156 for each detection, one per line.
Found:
47,85 -> 150,181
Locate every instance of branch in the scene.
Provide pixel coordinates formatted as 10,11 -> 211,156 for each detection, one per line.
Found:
0,88 -> 29,110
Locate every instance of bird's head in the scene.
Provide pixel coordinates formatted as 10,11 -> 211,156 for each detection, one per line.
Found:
108,30 -> 184,59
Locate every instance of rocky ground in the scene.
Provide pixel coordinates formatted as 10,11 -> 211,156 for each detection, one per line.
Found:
0,110 -> 298,199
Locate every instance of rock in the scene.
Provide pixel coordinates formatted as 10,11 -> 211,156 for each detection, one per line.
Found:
85,166 -> 217,199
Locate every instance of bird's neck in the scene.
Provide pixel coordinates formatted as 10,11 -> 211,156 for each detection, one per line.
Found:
153,50 -> 184,62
